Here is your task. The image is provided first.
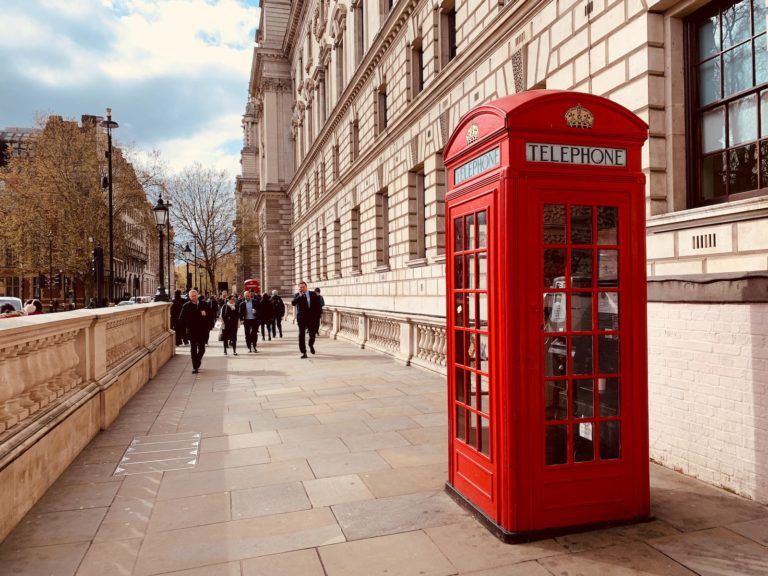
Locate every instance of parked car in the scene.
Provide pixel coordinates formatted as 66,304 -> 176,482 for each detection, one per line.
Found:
116,300 -> 136,306
0,296 -> 23,311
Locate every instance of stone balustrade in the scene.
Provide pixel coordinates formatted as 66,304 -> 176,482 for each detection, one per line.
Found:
0,304 -> 174,542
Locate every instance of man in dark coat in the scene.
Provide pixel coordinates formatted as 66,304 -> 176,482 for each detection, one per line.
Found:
291,281 -> 321,358
238,290 -> 260,352
170,290 -> 185,346
178,289 -> 214,373
259,292 -> 274,341
270,290 -> 285,338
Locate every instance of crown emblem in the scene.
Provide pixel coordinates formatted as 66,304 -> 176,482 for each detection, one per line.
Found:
466,123 -> 479,145
565,104 -> 594,129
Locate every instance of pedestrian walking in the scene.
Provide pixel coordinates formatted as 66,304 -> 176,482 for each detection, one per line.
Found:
259,291 -> 273,341
313,287 -> 325,337
238,290 -> 260,352
178,289 -> 214,374
220,294 -> 240,355
291,281 -> 321,358
270,290 -> 285,338
170,289 -> 185,346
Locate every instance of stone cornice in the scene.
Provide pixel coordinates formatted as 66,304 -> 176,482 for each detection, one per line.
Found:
285,0 -> 308,59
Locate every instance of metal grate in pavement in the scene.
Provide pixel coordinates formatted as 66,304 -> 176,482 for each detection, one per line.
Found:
113,431 -> 201,476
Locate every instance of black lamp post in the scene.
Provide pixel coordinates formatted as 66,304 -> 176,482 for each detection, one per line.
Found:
183,243 -> 192,291
48,231 -> 53,311
153,194 -> 170,302
100,108 -> 118,304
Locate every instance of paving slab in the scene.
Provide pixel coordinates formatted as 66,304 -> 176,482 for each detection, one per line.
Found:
0,541 -> 89,576
75,538 -> 142,576
242,548 -> 325,576
303,474 -> 375,507
148,492 -> 230,532
1,508 -> 107,548
231,482 -> 310,519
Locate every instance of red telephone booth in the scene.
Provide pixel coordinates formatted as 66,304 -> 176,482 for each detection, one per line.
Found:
444,90 -> 650,540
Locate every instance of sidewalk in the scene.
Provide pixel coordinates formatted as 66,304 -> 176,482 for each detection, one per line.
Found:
1,324 -> 767,575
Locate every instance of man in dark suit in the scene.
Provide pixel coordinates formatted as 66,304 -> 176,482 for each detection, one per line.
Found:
291,281 -> 320,358
178,289 -> 214,374
238,290 -> 260,352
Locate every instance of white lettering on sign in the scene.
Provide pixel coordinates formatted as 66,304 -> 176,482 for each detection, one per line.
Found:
454,147 -> 500,185
526,143 -> 627,167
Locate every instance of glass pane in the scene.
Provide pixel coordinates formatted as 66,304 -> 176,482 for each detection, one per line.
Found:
477,211 -> 487,247
762,91 -> 768,138
573,379 -> 594,418
571,249 -> 593,288
455,368 -> 466,403
598,292 -> 619,331
544,249 -> 566,288
480,374 -> 490,413
478,293 -> 488,329
722,0 -> 751,49
545,336 -> 568,377
702,106 -> 725,153
454,330 -> 466,366
724,43 -> 752,96
466,254 -> 475,289
573,336 -> 593,375
756,35 -> 768,85
599,377 -> 620,417
477,252 -> 487,290
544,292 -> 567,332
761,140 -> 768,187
729,143 -> 758,194
729,94 -> 758,146
454,295 -> 465,327
698,15 -> 720,60
454,217 -> 463,251
480,417 -> 490,456
465,213 -> 475,250
598,250 -> 618,287
597,206 -> 618,245
456,406 -> 466,440
468,412 -> 478,448
546,425 -> 568,465
598,335 -> 620,374
453,256 -> 463,288
698,58 -> 722,107
600,421 -> 621,460
467,332 -> 477,369
543,204 -> 566,244
570,206 -> 593,244
757,2 -> 767,35
571,293 -> 592,331
479,334 -> 488,373
573,423 -> 594,463
701,153 -> 728,199
545,380 -> 568,420
467,294 -> 476,328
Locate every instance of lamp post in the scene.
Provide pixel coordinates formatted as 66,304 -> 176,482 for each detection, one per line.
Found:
153,194 -> 170,301
100,108 -> 118,304
48,231 -> 53,312
194,242 -> 198,291
183,244 -> 192,291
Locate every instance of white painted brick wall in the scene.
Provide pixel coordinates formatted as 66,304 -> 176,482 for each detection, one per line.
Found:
649,302 -> 768,503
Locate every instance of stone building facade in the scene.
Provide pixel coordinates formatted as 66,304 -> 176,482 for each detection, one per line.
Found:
239,0 -> 768,502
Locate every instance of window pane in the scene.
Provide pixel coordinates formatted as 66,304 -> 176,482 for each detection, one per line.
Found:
698,58 -> 722,106
544,249 -> 566,288
453,217 -> 463,251
545,336 -> 568,377
467,332 -> 477,368
729,143 -> 758,193
467,294 -> 476,329
477,211 -> 487,247
478,252 -> 487,290
543,204 -> 566,244
544,292 -> 567,332
468,412 -> 478,448
701,152 -> 728,199
478,292 -> 488,329
757,1 -> 767,35
465,213 -> 475,249
479,334 -> 488,373
571,249 -> 593,288
546,425 -> 568,465
762,91 -> 768,138
571,293 -> 592,331
761,140 -> 768,187
573,423 -> 594,463
466,254 -> 475,289
756,35 -> 768,85
570,205 -> 593,244
597,206 -> 618,245
454,295 -> 465,327
453,255 -> 463,288
545,380 -> 568,420
573,336 -> 593,375
722,0 -> 751,50
598,292 -> 619,331
702,106 -> 726,153
599,377 -> 620,417
573,379 -> 594,418
698,15 -> 721,60
480,417 -> 490,456
600,421 -> 621,460
454,329 -> 465,365
728,94 -> 757,146
724,43 -> 752,96
455,368 -> 466,403
479,373 -> 489,413
456,406 -> 466,440
598,250 -> 619,288
598,334 -> 620,374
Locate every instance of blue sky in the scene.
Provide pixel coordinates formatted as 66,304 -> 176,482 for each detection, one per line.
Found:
0,0 -> 261,178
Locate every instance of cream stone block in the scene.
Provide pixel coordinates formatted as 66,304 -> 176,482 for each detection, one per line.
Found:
559,28 -> 589,63
678,224 -> 733,257
590,2 -> 627,43
607,17 -> 648,63
654,259 -> 704,276
550,10 -> 575,48
547,64 -> 575,90
647,232 -> 676,259
707,254 -> 768,274
591,59 -> 627,96
736,219 -> 768,251
590,40 -> 608,74
531,1 -> 558,38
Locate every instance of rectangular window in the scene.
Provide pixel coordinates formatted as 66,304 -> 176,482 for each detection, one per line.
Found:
350,118 -> 360,161
409,167 -> 426,259
377,83 -> 388,134
320,227 -> 328,279
410,38 -> 424,98
333,218 -> 342,277
333,143 -> 340,179
440,2 -> 457,69
355,2 -> 365,67
688,0 -> 768,206
306,237 -> 312,281
376,188 -> 390,268
351,206 -> 361,273
336,39 -> 345,103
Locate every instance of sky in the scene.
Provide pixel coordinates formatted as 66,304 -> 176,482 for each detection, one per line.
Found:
0,0 -> 261,180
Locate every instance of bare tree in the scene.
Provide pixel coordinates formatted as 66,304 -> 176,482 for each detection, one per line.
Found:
167,163 -> 236,291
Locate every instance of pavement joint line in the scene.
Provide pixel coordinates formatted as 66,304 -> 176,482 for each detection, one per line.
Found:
119,455 -> 198,465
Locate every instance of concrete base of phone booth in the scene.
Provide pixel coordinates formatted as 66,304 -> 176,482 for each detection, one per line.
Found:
445,483 -> 654,544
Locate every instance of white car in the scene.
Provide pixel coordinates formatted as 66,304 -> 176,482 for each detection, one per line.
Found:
0,296 -> 23,311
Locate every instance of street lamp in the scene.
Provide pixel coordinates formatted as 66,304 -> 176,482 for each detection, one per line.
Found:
100,108 -> 118,304
153,194 -> 170,302
48,231 -> 53,312
183,243 -> 192,291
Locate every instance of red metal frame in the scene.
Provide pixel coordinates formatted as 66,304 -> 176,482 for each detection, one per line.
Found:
444,90 -> 649,538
